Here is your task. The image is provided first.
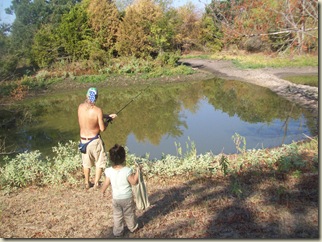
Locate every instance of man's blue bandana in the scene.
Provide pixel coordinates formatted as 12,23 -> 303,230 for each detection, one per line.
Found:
86,87 -> 98,103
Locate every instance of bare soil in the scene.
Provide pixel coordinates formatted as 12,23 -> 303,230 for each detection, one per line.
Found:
0,60 -> 319,239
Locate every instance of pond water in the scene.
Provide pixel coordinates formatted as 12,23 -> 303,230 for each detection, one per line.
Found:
0,77 -> 318,161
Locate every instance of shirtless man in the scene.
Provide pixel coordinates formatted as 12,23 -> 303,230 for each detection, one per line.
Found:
78,87 -> 117,189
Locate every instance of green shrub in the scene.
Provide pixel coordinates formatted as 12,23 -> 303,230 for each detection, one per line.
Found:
0,141 -> 81,193
43,141 -> 82,185
0,151 -> 50,191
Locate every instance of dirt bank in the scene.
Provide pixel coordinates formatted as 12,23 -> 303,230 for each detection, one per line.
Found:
0,170 -> 318,239
180,59 -> 318,115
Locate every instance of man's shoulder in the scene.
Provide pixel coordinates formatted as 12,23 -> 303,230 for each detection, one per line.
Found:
78,102 -> 87,109
78,103 -> 102,112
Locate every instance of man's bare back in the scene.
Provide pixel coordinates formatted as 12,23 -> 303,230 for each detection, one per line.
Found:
78,102 -> 105,138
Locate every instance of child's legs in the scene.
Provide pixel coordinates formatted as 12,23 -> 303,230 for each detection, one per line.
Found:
123,197 -> 137,231
112,199 -> 124,236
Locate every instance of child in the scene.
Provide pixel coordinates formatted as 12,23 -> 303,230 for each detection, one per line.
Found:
101,144 -> 140,237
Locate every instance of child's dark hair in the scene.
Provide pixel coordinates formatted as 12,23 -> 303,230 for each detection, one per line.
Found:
109,144 -> 126,165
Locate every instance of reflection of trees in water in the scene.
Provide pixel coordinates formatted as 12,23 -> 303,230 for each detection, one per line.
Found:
203,78 -> 317,136
100,82 -> 202,147
1,78 -> 317,159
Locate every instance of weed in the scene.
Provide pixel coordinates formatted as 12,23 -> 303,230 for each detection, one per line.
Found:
219,154 -> 229,176
230,177 -> 243,198
10,84 -> 29,100
232,133 -> 247,154
292,170 -> 302,178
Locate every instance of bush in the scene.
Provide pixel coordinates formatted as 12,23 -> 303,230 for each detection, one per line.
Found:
0,141 -> 81,193
0,151 -> 50,191
156,52 -> 180,67
244,37 -> 263,53
0,136 -> 318,193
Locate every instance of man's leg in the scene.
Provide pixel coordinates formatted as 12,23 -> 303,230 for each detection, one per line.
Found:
84,167 -> 91,188
94,167 -> 103,188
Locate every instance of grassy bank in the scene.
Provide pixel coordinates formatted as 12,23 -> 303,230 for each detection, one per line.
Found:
1,52 -> 318,101
183,51 -> 318,69
219,53 -> 317,69
0,55 -> 195,100
0,134 -> 318,194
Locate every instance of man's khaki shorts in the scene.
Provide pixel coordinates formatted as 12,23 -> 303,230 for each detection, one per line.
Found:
81,137 -> 107,169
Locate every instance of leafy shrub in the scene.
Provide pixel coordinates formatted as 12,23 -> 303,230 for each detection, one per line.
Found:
0,151 -> 50,191
0,141 -> 81,193
276,143 -> 304,172
43,141 -> 82,185
156,52 -> 180,67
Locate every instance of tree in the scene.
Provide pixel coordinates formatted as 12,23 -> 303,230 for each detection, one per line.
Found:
199,14 -> 223,52
6,0 -> 80,68
150,7 -> 178,54
32,24 -> 59,68
174,2 -> 202,53
115,0 -> 163,58
0,23 -> 18,81
56,1 -> 95,61
206,0 -> 318,54
274,0 -> 318,54
87,0 -> 120,57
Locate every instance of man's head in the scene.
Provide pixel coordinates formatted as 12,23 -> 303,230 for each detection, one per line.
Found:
109,144 -> 126,165
86,87 -> 98,103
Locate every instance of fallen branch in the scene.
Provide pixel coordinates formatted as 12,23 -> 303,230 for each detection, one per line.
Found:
303,133 -> 317,142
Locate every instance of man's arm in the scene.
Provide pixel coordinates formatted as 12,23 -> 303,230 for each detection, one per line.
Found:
97,108 -> 106,132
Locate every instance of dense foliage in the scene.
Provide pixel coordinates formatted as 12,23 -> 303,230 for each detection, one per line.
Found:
0,0 -> 318,81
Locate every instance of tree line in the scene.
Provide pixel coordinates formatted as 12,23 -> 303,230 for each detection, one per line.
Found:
0,0 -> 318,81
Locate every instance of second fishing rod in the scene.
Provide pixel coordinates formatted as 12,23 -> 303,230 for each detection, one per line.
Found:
104,80 -> 156,124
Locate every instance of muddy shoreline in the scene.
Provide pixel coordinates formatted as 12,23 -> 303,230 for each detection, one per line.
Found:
180,59 -> 318,115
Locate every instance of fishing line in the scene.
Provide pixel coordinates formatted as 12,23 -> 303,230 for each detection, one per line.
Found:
106,80 -> 156,123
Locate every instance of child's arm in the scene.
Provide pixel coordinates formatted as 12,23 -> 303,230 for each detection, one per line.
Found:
127,167 -> 140,185
101,176 -> 111,197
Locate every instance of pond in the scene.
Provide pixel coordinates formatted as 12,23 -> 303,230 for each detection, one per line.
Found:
0,77 -> 318,162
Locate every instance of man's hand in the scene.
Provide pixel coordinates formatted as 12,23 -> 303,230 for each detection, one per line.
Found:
109,114 -> 117,119
103,114 -> 117,119
103,114 -> 117,126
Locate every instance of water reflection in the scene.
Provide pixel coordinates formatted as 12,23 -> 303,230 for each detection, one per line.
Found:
0,78 -> 317,161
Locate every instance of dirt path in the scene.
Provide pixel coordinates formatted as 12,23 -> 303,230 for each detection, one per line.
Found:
0,171 -> 318,239
180,59 -> 318,115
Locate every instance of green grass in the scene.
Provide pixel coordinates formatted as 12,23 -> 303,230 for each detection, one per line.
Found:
183,52 -> 318,69
283,75 -> 318,87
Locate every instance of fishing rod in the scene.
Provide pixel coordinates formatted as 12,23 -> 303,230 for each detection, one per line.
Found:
105,81 -> 155,124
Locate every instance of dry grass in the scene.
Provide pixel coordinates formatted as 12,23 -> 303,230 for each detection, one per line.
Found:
0,157 -> 318,239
